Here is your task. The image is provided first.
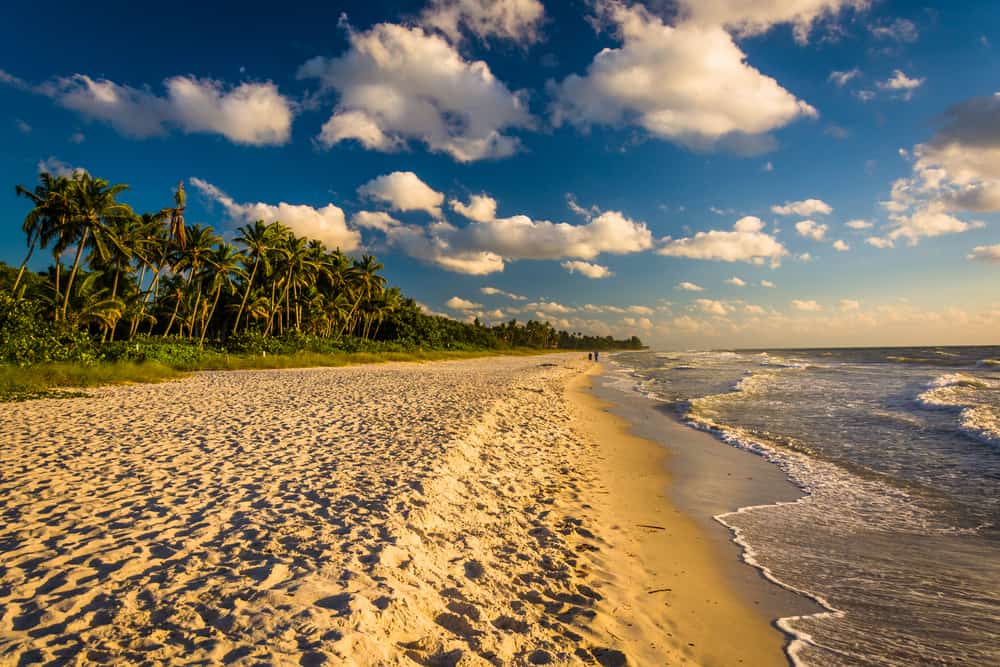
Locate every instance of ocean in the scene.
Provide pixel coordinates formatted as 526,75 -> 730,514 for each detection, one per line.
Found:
608,347 -> 1000,666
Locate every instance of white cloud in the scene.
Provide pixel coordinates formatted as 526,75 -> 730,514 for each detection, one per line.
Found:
549,1 -> 818,153
446,296 -> 483,310
15,118 -> 30,133
37,156 -> 85,178
968,244 -> 1000,262
481,287 -> 527,300
298,22 -> 532,162
190,177 -> 360,251
792,299 -> 822,311
866,236 -> 894,249
772,198 -> 833,216
828,68 -> 861,87
725,276 -> 746,286
358,171 -> 444,218
695,298 -> 729,316
676,281 -> 705,291
839,299 -> 861,311
449,204 -> 654,260
885,93 -> 1000,220
69,131 -> 85,144
658,216 -> 788,265
676,0 -> 868,44
886,204 -> 984,245
382,222 -> 505,275
41,74 -> 292,145
450,194 -> 497,222
744,304 -> 766,314
562,260 -> 614,278
877,70 -> 924,100
761,279 -> 776,288
845,218 -> 873,229
421,0 -> 544,44
795,219 -> 829,241
527,301 -> 575,314
627,305 -> 654,315
351,210 -> 401,232
869,18 -> 918,42
833,239 -> 850,251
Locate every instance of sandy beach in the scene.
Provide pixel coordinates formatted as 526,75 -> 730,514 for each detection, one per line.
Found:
0,355 -> 788,665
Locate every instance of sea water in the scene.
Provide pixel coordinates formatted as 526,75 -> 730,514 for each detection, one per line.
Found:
609,347 -> 1000,666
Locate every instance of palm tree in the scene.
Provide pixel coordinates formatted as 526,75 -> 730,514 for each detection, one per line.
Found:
60,173 -> 132,321
13,173 -> 75,307
162,224 -> 219,338
232,220 -> 275,334
199,243 -> 244,346
161,181 -> 187,250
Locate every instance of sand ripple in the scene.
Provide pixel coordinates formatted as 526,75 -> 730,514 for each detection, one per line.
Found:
0,356 -> 628,665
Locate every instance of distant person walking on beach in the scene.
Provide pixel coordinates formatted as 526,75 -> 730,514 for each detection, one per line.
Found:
588,352 -> 592,361
594,351 -> 599,362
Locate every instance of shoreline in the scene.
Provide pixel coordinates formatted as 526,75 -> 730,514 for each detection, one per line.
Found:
566,365 -> 796,666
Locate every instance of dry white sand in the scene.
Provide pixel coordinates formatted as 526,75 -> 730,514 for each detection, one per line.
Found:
0,355 -> 782,666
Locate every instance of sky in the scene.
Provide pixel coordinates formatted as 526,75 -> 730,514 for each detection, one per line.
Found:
1,0 -> 999,349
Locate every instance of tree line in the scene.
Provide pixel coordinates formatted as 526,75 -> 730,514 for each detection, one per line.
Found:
2,171 -> 644,362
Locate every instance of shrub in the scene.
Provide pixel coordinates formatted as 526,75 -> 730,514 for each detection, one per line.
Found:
0,294 -> 97,365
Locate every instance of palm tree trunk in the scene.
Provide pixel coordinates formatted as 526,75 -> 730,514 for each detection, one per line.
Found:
163,292 -> 183,338
62,227 -> 90,320
200,287 -> 223,348
11,240 -> 36,295
233,256 -> 258,334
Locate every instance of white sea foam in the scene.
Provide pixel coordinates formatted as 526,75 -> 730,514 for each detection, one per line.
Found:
917,373 -> 1000,446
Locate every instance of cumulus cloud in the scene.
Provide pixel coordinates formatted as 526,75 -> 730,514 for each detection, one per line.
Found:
36,74 -> 292,145
298,22 -> 532,162
885,204 -> 984,245
968,244 -> 1000,262
448,203 -> 654,260
696,298 -> 729,316
795,219 -> 829,241
833,239 -> 850,251
761,279 -> 776,288
744,304 -> 766,314
829,68 -> 861,87
877,70 -> 924,100
446,296 -> 483,310
676,0 -> 868,44
481,286 -> 527,300
866,236 -> 894,249
676,281 -> 704,291
549,1 -> 818,153
351,211 -> 401,232
846,219 -> 873,229
421,0 -> 544,44
527,301 -> 575,314
450,194 -> 497,222
627,305 -> 654,315
358,171 -> 445,218
658,216 -> 788,265
562,260 -> 614,278
792,299 -> 822,311
725,276 -> 746,286
884,92 -> 1000,225
190,177 -> 360,251
772,198 -> 833,216
37,156 -> 85,178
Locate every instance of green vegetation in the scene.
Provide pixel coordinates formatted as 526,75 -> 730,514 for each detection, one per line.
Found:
2,171 -> 644,399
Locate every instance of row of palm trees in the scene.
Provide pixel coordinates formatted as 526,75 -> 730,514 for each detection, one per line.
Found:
12,172 -> 399,345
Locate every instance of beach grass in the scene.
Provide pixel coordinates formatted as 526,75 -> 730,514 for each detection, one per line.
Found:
0,347 -> 556,402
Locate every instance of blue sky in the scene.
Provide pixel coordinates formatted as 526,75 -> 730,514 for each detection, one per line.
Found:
2,0 -> 999,347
